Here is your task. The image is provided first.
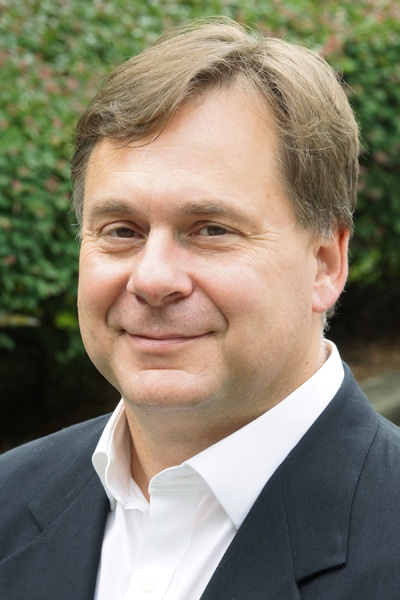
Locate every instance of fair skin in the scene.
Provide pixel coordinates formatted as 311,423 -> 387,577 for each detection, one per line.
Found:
78,88 -> 349,496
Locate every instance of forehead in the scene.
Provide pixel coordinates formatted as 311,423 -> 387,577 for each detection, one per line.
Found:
88,87 -> 276,165
83,88 -> 291,224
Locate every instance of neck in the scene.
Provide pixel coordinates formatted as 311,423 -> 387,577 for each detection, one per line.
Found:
124,338 -> 331,498
124,402 -> 264,499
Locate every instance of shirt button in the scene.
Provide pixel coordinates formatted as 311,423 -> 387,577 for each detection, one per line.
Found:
142,576 -> 158,593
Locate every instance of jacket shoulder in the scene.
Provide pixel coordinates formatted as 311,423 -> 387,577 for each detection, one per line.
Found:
0,414 -> 110,501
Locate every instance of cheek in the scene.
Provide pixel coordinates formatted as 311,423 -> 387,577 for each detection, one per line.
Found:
204,266 -> 270,333
212,254 -> 314,330
78,254 -> 126,320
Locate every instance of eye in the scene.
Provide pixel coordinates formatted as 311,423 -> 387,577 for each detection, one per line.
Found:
196,224 -> 229,236
109,226 -> 141,238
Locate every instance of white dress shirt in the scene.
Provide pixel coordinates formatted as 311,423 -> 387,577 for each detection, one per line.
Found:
93,341 -> 344,600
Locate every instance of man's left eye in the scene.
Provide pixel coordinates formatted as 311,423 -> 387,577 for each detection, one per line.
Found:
197,225 -> 228,236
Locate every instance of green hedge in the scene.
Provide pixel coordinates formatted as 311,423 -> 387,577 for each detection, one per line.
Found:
1,0 -> 399,355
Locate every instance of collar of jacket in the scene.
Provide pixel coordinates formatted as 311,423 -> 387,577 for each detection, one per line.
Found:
200,365 -> 379,599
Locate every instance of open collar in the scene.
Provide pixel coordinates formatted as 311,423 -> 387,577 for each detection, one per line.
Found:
200,367 -> 379,599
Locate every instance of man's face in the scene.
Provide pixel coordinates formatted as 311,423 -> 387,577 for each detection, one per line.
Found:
78,88 -> 342,426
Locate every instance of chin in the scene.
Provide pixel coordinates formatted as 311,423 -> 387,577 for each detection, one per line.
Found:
117,369 -> 217,411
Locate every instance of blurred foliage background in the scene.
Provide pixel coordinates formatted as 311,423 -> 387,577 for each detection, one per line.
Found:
1,0 -> 400,449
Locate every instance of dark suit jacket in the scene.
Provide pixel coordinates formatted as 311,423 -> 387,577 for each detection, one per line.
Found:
1,365 -> 400,599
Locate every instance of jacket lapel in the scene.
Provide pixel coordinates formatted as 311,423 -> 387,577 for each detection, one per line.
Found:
200,473 -> 303,599
0,420 -> 110,600
5,475 -> 109,600
201,366 -> 379,599
280,367 -> 378,583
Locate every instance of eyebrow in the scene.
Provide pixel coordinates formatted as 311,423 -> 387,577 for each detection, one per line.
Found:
86,198 -> 251,222
86,199 -> 141,221
175,200 -> 244,219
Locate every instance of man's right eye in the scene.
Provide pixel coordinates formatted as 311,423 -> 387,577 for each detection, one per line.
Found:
109,227 -> 138,238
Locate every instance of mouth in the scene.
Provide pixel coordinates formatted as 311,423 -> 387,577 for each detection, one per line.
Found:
125,332 -> 210,350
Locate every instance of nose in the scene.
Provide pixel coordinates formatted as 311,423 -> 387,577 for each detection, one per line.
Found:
126,231 -> 193,307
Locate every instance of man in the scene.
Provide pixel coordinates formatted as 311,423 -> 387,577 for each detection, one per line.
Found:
1,17 -> 400,600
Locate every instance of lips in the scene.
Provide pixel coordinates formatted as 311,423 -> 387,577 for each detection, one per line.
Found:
133,333 -> 196,342
125,332 -> 208,351
125,330 -> 206,339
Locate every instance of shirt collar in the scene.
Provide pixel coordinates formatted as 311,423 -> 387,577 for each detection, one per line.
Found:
92,400 -> 132,509
93,340 -> 343,525
187,341 -> 343,527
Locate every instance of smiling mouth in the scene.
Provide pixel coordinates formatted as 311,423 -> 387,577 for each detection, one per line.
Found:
126,332 -> 208,349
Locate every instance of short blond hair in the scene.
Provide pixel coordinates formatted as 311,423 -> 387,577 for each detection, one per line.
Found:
71,17 -> 359,236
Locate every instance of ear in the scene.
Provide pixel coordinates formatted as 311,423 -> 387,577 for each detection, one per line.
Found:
312,229 -> 350,314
